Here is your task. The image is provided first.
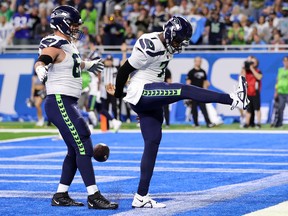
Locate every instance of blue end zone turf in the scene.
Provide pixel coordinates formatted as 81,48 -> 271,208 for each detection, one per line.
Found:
0,131 -> 288,215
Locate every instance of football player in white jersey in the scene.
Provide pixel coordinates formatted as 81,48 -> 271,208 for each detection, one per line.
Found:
106,16 -> 250,208
34,5 -> 118,210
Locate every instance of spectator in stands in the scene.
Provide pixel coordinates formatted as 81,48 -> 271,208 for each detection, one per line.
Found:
241,56 -> 263,128
255,15 -> 269,42
278,3 -> 288,43
28,6 -> 40,44
12,4 -> 30,45
205,10 -> 226,45
151,2 -> 170,32
135,6 -> 150,33
227,20 -> 245,45
270,30 -> 285,50
34,16 -> 53,43
80,0 -> 98,35
0,1 -> 14,22
272,56 -> 288,128
251,0 -> 266,21
124,24 -> 137,46
240,0 -> 253,18
250,33 -> 267,50
114,4 -> 125,26
38,0 -> 54,16
179,0 -> 193,16
75,26 -> 92,56
103,14 -> 125,46
240,15 -> 254,44
126,2 -> 141,34
0,15 -> 14,47
230,5 -> 244,23
67,0 -> 85,13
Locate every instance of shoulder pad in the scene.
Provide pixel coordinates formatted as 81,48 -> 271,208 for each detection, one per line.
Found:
39,35 -> 69,49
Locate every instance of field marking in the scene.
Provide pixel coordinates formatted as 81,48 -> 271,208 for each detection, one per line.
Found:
1,158 -> 288,166
1,129 -> 288,134
112,173 -> 288,216
243,201 -> 288,216
1,173 -> 288,216
3,145 -> 288,153
0,175 -> 135,184
0,164 -> 286,174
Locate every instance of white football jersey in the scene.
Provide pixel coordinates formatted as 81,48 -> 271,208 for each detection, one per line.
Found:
39,35 -> 82,98
124,32 -> 173,105
100,66 -> 117,99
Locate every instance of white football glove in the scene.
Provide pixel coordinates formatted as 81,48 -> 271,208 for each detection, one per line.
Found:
84,59 -> 104,74
35,65 -> 48,82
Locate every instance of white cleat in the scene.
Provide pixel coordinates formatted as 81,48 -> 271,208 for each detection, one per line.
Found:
230,76 -> 250,110
111,119 -> 122,132
36,118 -> 44,126
132,193 -> 166,208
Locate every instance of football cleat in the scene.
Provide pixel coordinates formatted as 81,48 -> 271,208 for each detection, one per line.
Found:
51,192 -> 84,206
132,193 -> 166,208
87,191 -> 118,209
230,76 -> 250,110
111,119 -> 122,133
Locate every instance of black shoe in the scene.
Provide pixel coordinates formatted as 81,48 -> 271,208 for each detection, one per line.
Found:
87,191 -> 118,209
51,192 -> 84,206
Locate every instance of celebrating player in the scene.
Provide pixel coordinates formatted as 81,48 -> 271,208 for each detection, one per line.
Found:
34,5 -> 118,210
106,16 -> 249,208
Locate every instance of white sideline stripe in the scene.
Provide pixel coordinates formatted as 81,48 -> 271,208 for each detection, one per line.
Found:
1,129 -> 288,134
243,201 -> 288,216
1,158 -> 288,166
8,150 -> 288,161
0,164 -> 285,174
3,145 -> 288,153
0,176 -> 135,184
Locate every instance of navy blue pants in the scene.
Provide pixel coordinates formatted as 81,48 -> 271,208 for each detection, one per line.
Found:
45,94 -> 96,187
130,82 -> 232,196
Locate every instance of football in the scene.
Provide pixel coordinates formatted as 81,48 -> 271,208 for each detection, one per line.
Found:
93,143 -> 110,162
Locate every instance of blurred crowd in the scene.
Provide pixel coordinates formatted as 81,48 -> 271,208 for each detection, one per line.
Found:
0,0 -> 288,52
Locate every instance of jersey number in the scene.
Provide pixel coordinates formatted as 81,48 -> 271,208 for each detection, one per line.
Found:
72,53 -> 81,78
157,61 -> 169,78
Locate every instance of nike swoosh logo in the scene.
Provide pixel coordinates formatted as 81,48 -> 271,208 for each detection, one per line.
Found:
53,199 -> 60,205
88,201 -> 93,207
136,197 -> 144,203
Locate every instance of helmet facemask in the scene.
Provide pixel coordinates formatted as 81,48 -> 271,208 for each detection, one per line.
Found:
163,16 -> 193,54
50,5 -> 83,41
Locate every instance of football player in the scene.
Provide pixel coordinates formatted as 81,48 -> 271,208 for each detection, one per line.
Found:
34,5 -> 118,210
106,16 -> 249,208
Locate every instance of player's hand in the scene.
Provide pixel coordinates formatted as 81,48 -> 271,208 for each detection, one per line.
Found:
105,83 -> 115,96
35,65 -> 48,82
86,58 -> 104,74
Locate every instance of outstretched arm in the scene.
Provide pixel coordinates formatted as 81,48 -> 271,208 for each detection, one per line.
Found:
106,60 -> 136,98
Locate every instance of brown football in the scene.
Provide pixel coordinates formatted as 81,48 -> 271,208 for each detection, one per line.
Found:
93,143 -> 110,162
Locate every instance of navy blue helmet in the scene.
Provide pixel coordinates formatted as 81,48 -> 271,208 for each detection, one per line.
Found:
163,16 -> 193,54
50,5 -> 83,40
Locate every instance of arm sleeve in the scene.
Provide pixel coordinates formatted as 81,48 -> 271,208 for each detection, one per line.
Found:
114,60 -> 136,98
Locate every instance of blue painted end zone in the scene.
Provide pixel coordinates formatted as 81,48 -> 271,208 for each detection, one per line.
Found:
0,132 -> 288,215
